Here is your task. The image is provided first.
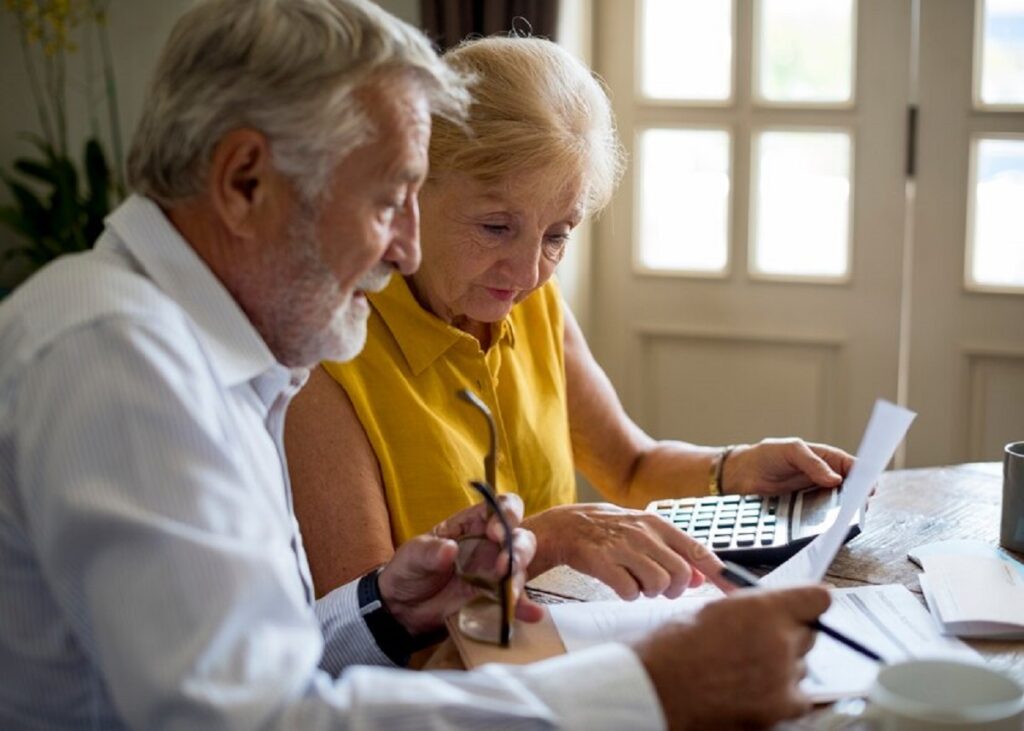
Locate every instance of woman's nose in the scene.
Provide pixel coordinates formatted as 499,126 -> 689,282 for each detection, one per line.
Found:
505,236 -> 542,289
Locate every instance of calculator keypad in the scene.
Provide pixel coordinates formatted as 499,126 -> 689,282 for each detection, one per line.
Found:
649,494 -> 788,553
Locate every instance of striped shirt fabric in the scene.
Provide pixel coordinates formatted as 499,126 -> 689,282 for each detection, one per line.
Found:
0,195 -> 664,731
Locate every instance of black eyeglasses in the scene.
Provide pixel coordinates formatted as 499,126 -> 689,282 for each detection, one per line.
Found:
454,389 -> 514,647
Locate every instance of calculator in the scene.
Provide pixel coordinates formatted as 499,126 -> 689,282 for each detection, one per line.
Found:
647,487 -> 861,565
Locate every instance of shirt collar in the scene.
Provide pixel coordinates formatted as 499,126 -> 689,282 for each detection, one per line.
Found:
370,275 -> 516,376
106,195 -> 280,389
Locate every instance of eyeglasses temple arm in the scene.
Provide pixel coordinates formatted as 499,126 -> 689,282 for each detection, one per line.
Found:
457,388 -> 498,489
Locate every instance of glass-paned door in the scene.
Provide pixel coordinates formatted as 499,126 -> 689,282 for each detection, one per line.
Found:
907,0 -> 1024,465
591,0 -> 912,454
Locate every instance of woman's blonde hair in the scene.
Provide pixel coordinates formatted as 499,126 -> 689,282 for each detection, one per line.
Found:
429,36 -> 625,216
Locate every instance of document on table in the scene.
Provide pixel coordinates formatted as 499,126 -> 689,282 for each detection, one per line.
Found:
761,399 -> 916,588
917,552 -> 1024,639
549,584 -> 978,702
802,584 -> 978,701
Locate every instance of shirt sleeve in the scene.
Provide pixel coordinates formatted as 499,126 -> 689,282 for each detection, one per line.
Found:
314,581 -> 393,674
14,315 -> 666,731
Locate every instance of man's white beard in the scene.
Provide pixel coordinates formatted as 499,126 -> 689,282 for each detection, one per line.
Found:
322,288 -> 369,363
265,210 -> 391,368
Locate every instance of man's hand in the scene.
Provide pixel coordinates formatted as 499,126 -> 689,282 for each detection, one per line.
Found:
634,585 -> 830,731
723,438 -> 854,496
377,493 -> 544,636
525,503 -> 730,599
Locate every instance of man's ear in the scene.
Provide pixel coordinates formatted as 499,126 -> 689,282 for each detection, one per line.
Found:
207,128 -> 282,239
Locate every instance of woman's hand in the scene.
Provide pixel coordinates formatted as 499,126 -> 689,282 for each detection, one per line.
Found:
524,503 -> 729,600
722,438 -> 855,496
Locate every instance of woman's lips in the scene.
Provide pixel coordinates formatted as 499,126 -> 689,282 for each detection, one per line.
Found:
486,287 -> 516,302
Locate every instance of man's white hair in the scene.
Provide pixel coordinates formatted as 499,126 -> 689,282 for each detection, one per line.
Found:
127,0 -> 469,204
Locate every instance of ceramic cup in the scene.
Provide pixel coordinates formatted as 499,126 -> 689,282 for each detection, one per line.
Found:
829,659 -> 1024,730
1002,441 -> 1024,553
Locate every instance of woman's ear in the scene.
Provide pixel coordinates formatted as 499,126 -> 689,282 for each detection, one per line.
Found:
207,128 -> 285,239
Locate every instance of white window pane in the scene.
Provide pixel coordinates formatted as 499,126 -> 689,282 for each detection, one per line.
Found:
756,0 -> 855,103
637,129 -> 731,273
752,131 -> 851,279
969,138 -> 1024,289
979,0 -> 1024,105
641,0 -> 732,101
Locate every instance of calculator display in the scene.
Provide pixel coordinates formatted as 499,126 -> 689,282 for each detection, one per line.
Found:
790,487 -> 842,539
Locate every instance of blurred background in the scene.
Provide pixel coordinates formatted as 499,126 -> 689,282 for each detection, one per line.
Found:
1,0 -> 1021,477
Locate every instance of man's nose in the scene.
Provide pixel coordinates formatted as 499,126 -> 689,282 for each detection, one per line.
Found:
386,195 -> 421,276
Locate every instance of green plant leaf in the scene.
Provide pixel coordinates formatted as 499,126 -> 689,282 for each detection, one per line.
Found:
1,175 -> 50,239
83,137 -> 111,243
13,158 -> 58,185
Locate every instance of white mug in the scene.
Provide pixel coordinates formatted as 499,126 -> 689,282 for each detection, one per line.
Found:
829,659 -> 1024,730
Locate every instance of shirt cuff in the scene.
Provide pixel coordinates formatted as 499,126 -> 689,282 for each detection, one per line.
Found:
314,578 -> 394,676
496,643 -> 666,731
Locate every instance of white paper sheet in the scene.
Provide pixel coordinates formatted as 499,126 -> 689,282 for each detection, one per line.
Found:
802,584 -> 979,701
917,554 -> 1024,638
760,400 -> 916,588
549,584 -> 978,702
550,595 -> 712,652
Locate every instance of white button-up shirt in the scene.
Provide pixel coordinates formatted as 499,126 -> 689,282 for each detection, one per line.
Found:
0,196 -> 664,731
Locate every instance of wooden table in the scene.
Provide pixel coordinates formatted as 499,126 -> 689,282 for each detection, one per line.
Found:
521,462 -> 1024,726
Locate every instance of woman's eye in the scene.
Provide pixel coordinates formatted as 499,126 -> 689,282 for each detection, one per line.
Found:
543,234 -> 569,262
482,224 -> 509,235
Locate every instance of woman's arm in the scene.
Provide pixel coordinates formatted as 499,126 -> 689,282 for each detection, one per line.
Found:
563,304 -> 718,508
563,303 -> 853,507
285,365 -> 395,597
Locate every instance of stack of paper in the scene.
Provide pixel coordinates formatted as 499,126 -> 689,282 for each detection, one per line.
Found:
911,540 -> 1024,640
549,583 -> 980,702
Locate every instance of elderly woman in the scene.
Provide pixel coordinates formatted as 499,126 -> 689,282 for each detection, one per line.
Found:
286,36 -> 853,601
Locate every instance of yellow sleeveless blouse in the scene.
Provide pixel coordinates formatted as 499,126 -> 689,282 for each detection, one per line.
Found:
322,276 -> 577,545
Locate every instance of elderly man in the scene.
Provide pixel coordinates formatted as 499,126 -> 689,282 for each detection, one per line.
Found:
0,0 -> 829,729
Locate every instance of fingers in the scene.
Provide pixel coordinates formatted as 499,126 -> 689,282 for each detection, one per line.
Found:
508,527 -> 537,576
773,584 -> 832,623
496,492 -> 525,524
601,565 -> 644,600
514,596 -> 546,623
510,564 -> 545,624
657,528 -> 724,592
432,492 -> 525,540
790,442 -> 844,487
596,516 -> 693,598
485,493 -> 525,543
809,442 -> 855,478
565,509 -> 715,600
507,528 -> 544,622
396,534 -> 460,577
634,586 -> 823,731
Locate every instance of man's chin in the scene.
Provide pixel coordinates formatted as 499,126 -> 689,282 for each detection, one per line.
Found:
318,309 -> 368,364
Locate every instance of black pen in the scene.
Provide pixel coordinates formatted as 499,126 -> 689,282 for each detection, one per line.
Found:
719,561 -> 885,664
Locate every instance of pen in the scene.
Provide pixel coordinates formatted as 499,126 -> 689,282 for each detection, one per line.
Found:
719,561 -> 885,664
